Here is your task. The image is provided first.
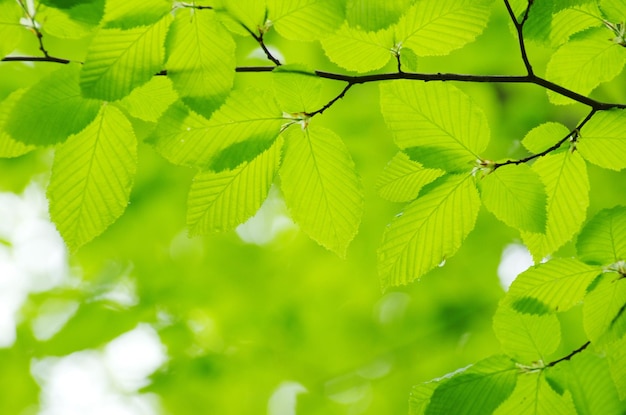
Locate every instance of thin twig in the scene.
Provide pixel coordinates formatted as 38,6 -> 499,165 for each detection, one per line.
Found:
305,83 -> 353,117
503,0 -> 535,76
493,109 -> 596,170
1,55 -> 72,64
546,341 -> 590,368
16,0 -> 50,58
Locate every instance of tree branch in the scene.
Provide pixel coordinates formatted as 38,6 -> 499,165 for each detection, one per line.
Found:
546,341 -> 590,368
16,0 -> 50,58
305,83 -> 353,117
1,55 -> 73,64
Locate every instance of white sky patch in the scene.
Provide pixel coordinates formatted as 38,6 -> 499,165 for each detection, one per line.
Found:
267,381 -> 307,415
236,186 -> 298,246
497,243 -> 534,291
0,183 -> 69,347
33,324 -> 167,415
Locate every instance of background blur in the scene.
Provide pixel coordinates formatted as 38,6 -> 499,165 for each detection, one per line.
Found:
1,2 -> 626,414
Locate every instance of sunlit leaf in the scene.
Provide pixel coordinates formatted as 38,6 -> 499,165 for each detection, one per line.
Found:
151,88 -> 284,169
80,16 -> 170,101
166,9 -> 235,117
577,206 -> 626,265
396,0 -> 492,57
48,104 -> 136,251
6,65 -> 102,146
583,272 -> 626,344
116,76 -> 178,122
521,151 -> 589,261
268,0 -> 344,41
426,355 -> 517,415
380,81 -> 490,172
600,0 -> 626,21
102,0 -> 170,28
0,89 -> 35,158
578,109 -> 626,171
494,372 -> 577,415
551,3 -> 602,47
546,28 -> 626,105
280,125 -> 364,257
480,164 -> 547,233
187,138 -> 282,234
378,174 -> 481,288
506,258 -> 601,314
493,304 -> 560,364
604,336 -> 626,399
214,0 -> 266,35
521,122 -> 570,154
376,152 -> 444,203
321,24 -> 394,72
38,3 -> 101,39
410,381 -> 439,415
0,0 -> 24,57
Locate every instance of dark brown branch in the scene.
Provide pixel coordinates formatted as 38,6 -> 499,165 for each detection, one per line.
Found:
493,109 -> 596,170
241,25 -> 281,66
1,55 -> 73,64
546,341 -> 590,368
16,0 -> 50,58
178,2 -> 213,9
503,0 -> 535,76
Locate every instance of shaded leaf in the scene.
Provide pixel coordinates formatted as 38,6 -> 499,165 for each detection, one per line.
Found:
6,65 -> 102,146
48,105 -> 136,251
480,164 -> 547,233
0,0 -> 23,58
272,64 -> 323,113
378,174 -> 481,288
102,0 -> 170,28
346,0 -> 411,31
280,125 -> 364,257
380,81 -> 490,172
166,9 -> 235,117
551,3 -> 603,47
268,0 -> 344,41
426,355 -> 517,415
376,152 -> 444,203
604,336 -> 626,400
152,89 -> 284,169
116,76 -> 178,122
494,372 -> 577,415
0,90 -> 35,158
583,273 -> 626,344
577,206 -> 626,265
187,137 -> 282,235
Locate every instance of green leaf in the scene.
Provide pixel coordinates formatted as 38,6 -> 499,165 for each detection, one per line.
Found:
577,206 -> 626,265
604,336 -> 626,399
546,28 -> 626,105
494,372 -> 577,415
583,273 -> 626,344
166,9 -> 235,117
578,109 -> 626,171
102,0 -> 170,28
521,151 -> 589,261
376,152 -> 444,203
38,3 -> 101,39
267,0 -> 345,41
116,76 -> 178,122
151,88 -> 284,169
48,104 -> 137,251
0,0 -> 23,58
380,81 -> 490,172
493,304 -> 560,364
187,137 -> 282,235
378,174 -> 481,288
214,0 -> 266,35
600,0 -> 626,21
346,0 -> 412,31
321,24 -> 394,73
0,90 -> 35,158
426,355 -> 517,415
505,258 -> 602,314
6,65 -> 102,146
549,351 -> 624,415
396,0 -> 492,57
80,16 -> 170,101
522,122 -> 570,154
410,381 -> 439,415
400,47 -> 418,72
480,164 -> 547,233
551,3 -> 603,47
272,65 -> 323,113
280,125 -> 364,257
522,1 -> 554,45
